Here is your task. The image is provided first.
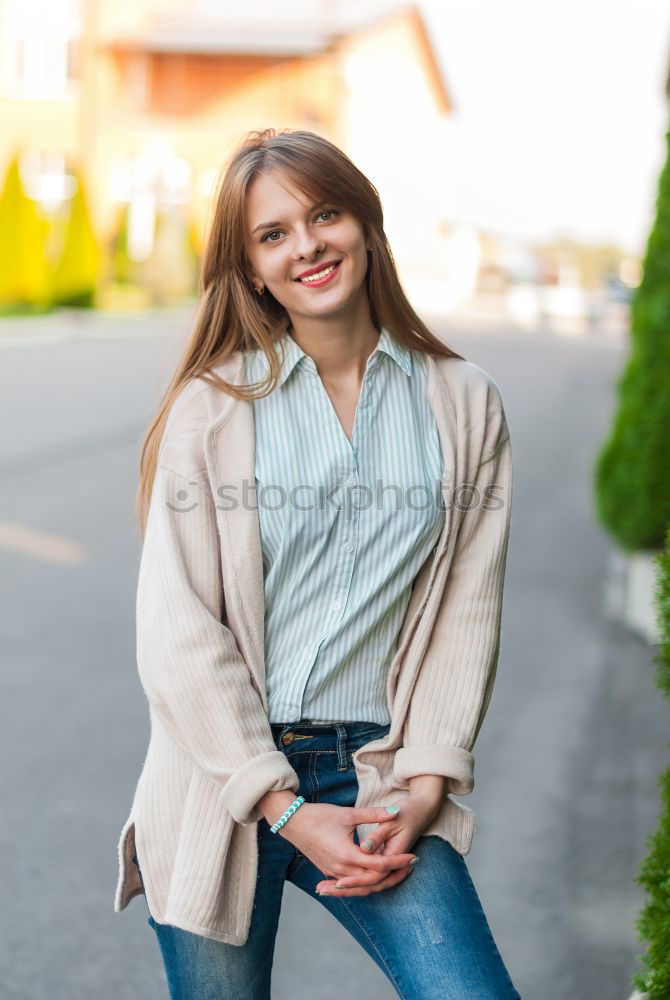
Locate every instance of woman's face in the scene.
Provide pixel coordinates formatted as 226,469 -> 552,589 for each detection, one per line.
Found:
244,169 -> 370,326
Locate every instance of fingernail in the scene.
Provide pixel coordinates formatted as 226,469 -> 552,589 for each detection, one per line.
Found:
362,838 -> 375,851
386,804 -> 400,814
409,857 -> 419,866
317,890 -> 331,896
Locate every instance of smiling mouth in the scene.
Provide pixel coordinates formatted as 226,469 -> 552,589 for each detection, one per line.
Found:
294,260 -> 342,285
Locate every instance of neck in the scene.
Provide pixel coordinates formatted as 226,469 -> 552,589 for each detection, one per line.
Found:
285,306 -> 380,384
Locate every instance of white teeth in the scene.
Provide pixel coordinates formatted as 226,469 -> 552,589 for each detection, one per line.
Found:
299,262 -> 338,283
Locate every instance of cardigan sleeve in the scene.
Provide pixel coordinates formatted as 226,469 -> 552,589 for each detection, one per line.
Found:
135,460 -> 300,826
392,411 -> 513,797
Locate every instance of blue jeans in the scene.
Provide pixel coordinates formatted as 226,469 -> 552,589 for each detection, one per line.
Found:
138,721 -> 521,999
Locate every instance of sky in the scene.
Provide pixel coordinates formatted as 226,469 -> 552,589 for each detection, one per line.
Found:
413,0 -> 670,255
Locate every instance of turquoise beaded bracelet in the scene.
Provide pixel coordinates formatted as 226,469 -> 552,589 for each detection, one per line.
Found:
270,795 -> 306,834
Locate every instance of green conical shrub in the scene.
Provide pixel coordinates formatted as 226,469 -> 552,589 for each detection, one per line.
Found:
52,165 -> 101,308
594,125 -> 670,552
109,203 -> 133,285
0,152 -> 51,310
632,521 -> 670,997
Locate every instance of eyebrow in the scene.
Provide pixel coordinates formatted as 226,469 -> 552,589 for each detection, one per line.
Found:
251,201 -> 330,235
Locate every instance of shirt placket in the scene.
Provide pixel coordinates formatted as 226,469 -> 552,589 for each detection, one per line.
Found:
297,357 -> 379,715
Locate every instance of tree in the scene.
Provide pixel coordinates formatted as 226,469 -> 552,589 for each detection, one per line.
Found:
52,165 -> 101,308
0,152 -> 51,310
632,522 -> 670,997
594,126 -> 670,551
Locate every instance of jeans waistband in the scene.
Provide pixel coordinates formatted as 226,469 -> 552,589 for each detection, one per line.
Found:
269,720 -> 390,738
270,720 -> 390,770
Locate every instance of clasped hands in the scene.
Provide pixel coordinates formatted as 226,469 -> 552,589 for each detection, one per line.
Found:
274,775 -> 445,899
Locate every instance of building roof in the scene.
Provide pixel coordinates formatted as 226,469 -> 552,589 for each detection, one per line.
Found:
103,1 -> 450,111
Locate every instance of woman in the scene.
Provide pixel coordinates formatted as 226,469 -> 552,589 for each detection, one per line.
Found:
114,128 -> 520,999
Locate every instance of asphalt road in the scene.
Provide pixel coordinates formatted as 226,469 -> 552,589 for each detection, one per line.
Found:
0,309 -> 665,999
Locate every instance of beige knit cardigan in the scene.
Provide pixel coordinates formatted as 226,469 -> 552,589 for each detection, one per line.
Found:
113,348 -> 513,945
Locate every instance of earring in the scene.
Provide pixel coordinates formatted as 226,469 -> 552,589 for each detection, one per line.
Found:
255,285 -> 264,294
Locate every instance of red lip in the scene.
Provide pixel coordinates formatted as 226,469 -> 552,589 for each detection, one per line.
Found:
294,259 -> 342,280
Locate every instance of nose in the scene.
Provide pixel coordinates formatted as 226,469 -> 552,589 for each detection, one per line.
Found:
291,228 -> 324,259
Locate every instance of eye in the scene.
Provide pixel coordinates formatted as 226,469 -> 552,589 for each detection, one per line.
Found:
259,209 -> 339,244
316,209 -> 339,222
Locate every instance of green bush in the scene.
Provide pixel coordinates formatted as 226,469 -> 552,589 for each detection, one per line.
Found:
594,127 -> 670,551
108,203 -> 133,285
632,521 -> 670,997
52,165 -> 101,308
0,152 -> 51,311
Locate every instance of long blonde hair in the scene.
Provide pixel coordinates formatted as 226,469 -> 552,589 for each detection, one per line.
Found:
136,127 -> 465,535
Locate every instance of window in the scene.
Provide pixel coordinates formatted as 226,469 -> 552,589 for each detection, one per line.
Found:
0,0 -> 82,99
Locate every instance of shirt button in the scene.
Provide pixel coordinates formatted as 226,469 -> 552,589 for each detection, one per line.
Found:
343,544 -> 353,553
345,476 -> 357,487
332,599 -> 341,610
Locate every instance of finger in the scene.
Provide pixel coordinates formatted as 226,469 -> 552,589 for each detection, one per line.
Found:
348,806 -> 399,825
315,872 -> 380,893
360,830 -> 385,854
352,865 -> 413,895
335,855 -> 418,890
343,849 -> 416,873
359,820 -> 407,854
335,870 -> 387,888
322,865 -> 414,898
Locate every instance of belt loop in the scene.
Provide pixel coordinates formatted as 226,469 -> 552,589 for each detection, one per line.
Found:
335,723 -> 348,770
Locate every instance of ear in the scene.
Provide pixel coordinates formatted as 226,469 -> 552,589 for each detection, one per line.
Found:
245,270 -> 263,294
243,247 -> 259,284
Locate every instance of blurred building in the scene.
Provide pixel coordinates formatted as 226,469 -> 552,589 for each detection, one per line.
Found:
0,0 -> 466,307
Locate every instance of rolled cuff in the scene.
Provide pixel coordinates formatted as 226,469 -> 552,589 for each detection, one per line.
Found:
220,750 -> 301,825
393,745 -> 474,796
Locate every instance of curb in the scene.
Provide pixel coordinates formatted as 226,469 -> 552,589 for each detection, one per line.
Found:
603,548 -> 662,645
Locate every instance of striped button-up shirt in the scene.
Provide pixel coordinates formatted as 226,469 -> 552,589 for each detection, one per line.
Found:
243,326 -> 445,724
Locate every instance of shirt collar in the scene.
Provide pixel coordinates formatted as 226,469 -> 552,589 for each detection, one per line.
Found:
373,325 -> 413,377
242,335 -> 303,389
271,325 -> 413,388
275,331 -> 308,387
